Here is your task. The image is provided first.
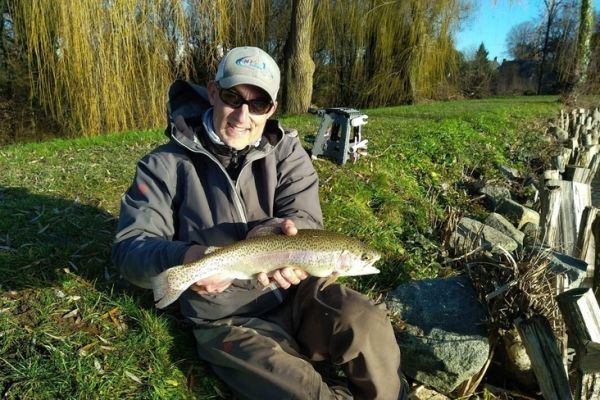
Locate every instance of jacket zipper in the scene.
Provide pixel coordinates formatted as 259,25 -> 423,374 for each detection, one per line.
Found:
171,135 -> 249,230
171,123 -> 284,235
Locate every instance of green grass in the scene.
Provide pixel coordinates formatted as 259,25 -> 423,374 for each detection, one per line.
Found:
0,96 -> 561,398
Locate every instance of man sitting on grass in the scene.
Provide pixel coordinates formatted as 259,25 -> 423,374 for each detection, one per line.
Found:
113,45 -> 407,399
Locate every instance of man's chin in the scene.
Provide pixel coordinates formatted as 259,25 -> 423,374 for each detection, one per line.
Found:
222,134 -> 258,150
224,139 -> 250,150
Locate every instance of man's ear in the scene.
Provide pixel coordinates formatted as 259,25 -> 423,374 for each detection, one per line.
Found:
267,101 -> 278,118
207,81 -> 218,106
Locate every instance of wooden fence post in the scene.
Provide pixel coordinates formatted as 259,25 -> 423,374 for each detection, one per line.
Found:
516,315 -> 573,400
556,288 -> 600,400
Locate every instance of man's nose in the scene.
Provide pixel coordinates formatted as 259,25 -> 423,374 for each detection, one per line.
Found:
230,103 -> 250,122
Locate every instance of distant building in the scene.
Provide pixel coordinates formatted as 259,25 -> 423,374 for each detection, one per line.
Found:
494,59 -> 538,95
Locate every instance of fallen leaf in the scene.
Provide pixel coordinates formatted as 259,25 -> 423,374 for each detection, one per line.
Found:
62,308 -> 79,319
97,335 -> 110,344
165,379 -> 179,387
94,358 -> 105,374
78,342 -> 96,356
125,371 -> 143,384
44,332 -> 66,341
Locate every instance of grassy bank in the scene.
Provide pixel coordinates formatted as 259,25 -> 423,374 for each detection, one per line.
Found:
0,96 -> 560,398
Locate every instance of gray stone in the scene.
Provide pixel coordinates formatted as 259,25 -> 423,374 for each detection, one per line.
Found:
548,124 -> 570,141
386,276 -> 490,394
521,222 -> 541,246
411,386 -> 450,400
479,185 -> 511,209
498,165 -> 522,180
450,217 -> 519,254
484,213 -> 525,247
495,199 -> 540,230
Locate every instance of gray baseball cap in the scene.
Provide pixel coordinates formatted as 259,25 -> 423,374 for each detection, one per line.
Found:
215,46 -> 280,102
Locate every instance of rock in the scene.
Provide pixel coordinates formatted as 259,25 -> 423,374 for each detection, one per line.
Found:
548,124 -> 570,141
386,276 -> 490,395
495,199 -> 540,230
484,213 -> 525,248
492,328 -> 538,391
450,217 -> 519,255
521,222 -> 541,246
409,385 -> 450,400
498,165 -> 522,180
479,185 -> 511,209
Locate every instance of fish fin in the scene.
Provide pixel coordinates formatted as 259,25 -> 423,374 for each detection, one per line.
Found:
319,272 -> 339,291
247,225 -> 282,238
204,246 -> 220,255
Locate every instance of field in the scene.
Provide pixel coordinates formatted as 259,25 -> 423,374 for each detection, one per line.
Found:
0,96 -> 561,398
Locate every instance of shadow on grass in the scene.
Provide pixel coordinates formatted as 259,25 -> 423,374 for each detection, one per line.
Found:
0,186 -> 228,397
0,186 -> 117,291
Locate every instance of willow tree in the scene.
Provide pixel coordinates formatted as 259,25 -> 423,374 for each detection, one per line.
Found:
8,0 -> 195,135
312,0 -> 464,107
281,0 -> 314,114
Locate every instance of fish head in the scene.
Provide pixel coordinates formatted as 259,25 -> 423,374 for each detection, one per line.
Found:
336,247 -> 381,276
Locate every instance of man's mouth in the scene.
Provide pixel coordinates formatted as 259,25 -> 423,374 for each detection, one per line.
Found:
227,123 -> 249,135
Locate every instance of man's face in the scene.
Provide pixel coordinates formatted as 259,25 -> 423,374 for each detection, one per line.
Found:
208,82 -> 277,150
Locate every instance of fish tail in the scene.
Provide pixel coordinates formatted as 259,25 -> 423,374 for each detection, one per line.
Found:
151,268 -> 171,302
151,268 -> 187,309
154,287 -> 186,309
151,261 -> 212,309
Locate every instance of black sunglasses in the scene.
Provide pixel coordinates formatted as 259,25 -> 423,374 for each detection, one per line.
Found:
218,87 -> 274,115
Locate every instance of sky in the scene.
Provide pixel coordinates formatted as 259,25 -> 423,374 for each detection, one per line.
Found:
455,0 -> 599,63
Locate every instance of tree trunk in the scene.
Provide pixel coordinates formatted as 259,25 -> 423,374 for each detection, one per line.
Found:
282,0 -> 314,114
562,0 -> 594,104
537,0 -> 560,95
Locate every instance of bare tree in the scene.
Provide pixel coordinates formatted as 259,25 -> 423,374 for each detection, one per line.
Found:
537,0 -> 564,94
506,21 -> 539,60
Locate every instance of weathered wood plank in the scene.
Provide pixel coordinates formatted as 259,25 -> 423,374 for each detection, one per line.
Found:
544,180 -> 591,256
516,315 -> 573,400
556,288 -> 600,400
556,288 -> 600,346
564,166 -> 591,184
574,207 -> 599,284
540,184 -> 562,249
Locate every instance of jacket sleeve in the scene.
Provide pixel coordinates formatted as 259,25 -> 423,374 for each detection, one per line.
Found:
273,135 -> 323,230
112,153 -> 189,289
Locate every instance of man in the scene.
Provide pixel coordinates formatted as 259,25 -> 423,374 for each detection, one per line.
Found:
113,46 -> 406,399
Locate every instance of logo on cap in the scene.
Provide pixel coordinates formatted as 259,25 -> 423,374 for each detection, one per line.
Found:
235,56 -> 273,78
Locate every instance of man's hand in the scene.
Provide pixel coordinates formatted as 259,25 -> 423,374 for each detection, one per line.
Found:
256,219 -> 309,289
184,245 -> 234,295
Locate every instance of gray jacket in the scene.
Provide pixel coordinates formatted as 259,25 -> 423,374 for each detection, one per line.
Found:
112,80 -> 323,321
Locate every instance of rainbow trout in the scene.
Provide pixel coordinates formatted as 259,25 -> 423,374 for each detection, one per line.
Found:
151,230 -> 381,309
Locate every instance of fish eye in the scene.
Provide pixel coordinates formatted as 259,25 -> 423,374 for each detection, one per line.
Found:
361,253 -> 371,261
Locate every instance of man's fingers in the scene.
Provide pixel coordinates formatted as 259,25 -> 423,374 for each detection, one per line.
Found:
281,267 -> 300,284
271,270 -> 292,289
294,269 -> 309,280
257,272 -> 270,287
281,219 -> 298,236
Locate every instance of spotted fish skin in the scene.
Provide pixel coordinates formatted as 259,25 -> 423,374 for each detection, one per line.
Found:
151,230 -> 381,309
